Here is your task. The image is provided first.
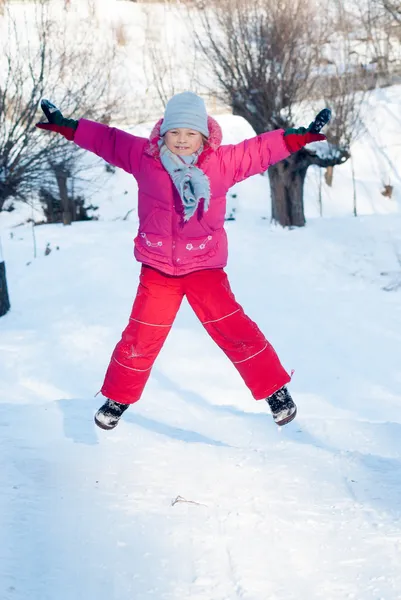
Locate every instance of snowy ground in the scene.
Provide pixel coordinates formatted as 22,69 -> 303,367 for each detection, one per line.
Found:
1,0 -> 401,595
1,69 -> 401,599
1,209 -> 401,599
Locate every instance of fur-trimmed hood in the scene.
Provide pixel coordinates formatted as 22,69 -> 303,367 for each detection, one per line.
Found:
145,115 -> 223,159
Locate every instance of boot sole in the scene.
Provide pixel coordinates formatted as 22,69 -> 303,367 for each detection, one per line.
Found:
275,407 -> 297,427
94,415 -> 119,430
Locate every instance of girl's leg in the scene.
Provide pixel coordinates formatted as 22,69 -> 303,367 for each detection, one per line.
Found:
185,269 -> 291,399
101,266 -> 184,404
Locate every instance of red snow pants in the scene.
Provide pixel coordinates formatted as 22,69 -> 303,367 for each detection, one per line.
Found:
101,265 -> 290,404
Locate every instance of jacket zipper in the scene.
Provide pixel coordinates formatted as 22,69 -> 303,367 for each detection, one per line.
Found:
171,186 -> 177,275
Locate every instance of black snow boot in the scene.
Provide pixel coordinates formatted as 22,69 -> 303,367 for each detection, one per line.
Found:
94,398 -> 129,430
266,386 -> 297,426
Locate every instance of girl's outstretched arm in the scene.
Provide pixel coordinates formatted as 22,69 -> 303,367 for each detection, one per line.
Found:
217,129 -> 291,187
74,119 -> 147,179
36,99 -> 147,179
217,110 -> 329,187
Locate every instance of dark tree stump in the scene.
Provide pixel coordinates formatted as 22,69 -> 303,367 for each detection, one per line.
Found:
0,261 -> 11,317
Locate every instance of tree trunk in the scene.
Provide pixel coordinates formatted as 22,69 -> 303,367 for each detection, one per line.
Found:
268,155 -> 308,227
0,260 -> 11,317
54,165 -> 74,226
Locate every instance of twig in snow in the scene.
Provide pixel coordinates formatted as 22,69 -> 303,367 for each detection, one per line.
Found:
122,208 -> 135,221
171,495 -> 207,508
381,244 -> 401,291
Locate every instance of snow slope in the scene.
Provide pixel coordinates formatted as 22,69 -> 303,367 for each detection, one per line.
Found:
1,209 -> 401,599
1,44 -> 401,596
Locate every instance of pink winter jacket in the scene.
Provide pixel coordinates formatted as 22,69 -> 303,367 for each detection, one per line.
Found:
74,116 -> 290,276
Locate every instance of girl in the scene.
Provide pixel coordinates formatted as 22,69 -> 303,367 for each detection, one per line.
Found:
37,92 -> 327,430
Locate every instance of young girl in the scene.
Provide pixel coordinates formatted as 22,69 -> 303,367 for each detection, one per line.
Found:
37,92 -> 327,430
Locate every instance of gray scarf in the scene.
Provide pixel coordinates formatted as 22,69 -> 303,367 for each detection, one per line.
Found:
159,141 -> 210,222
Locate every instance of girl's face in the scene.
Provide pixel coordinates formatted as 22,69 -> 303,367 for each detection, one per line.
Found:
164,128 -> 203,156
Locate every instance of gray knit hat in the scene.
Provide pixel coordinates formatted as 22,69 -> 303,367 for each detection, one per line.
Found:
160,91 -> 209,137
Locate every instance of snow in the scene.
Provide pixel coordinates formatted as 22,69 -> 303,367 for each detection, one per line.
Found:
1,4 -> 401,596
1,189 -> 401,598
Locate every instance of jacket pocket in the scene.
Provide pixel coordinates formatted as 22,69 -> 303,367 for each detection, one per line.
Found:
135,231 -> 171,262
176,234 -> 218,265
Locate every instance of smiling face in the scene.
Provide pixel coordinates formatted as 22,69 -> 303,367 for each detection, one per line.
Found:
164,128 -> 203,156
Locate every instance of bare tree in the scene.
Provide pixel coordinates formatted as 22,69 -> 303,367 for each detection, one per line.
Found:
353,0 -> 401,84
143,8 -> 178,108
383,1 -> 401,24
0,0 -> 128,224
142,2 -> 202,112
193,0 -> 370,226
